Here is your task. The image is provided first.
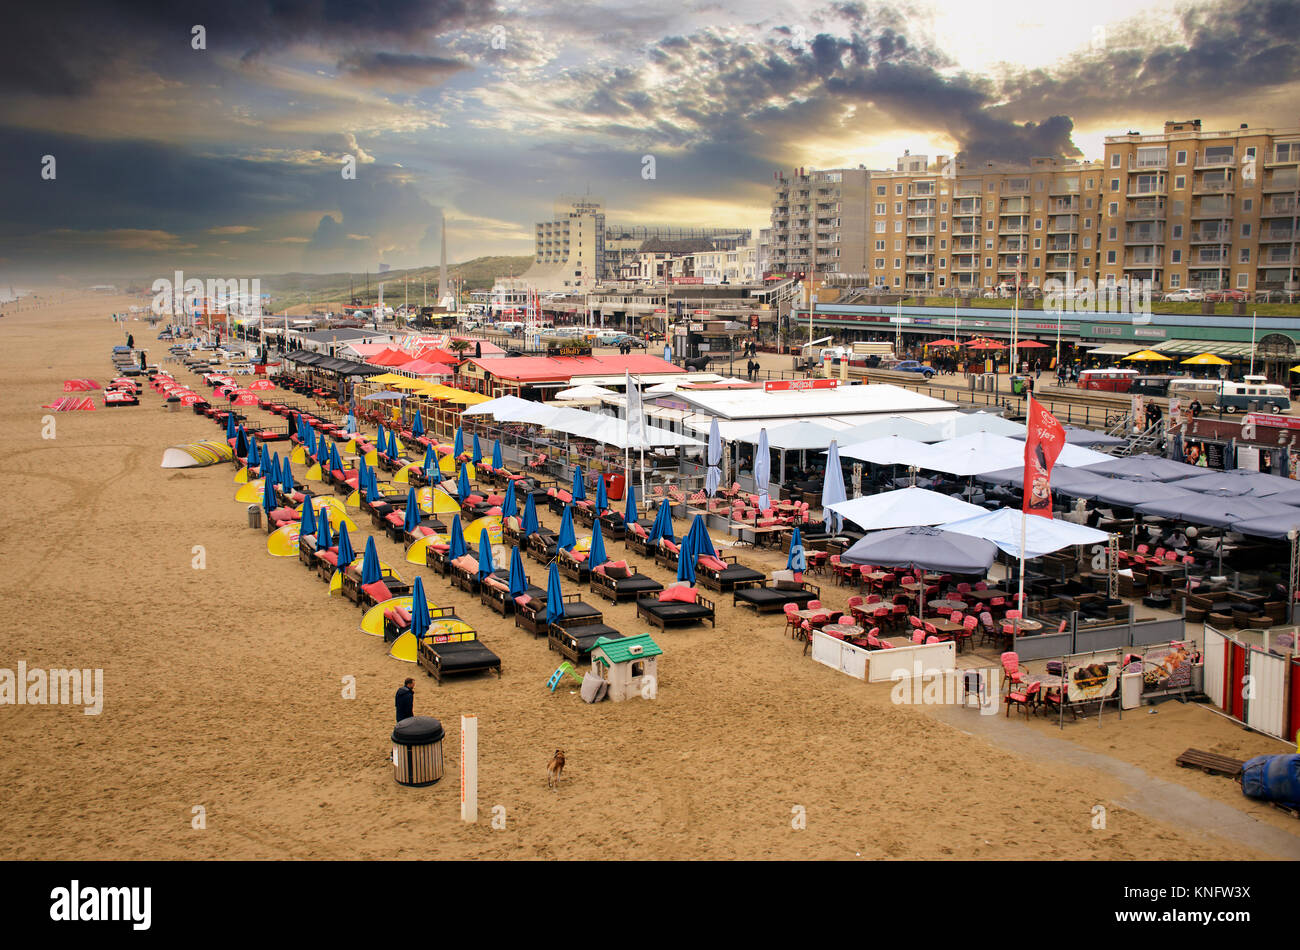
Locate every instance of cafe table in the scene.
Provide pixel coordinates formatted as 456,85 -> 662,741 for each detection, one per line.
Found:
927,599 -> 966,613
1002,617 -> 1043,634
967,588 -> 1008,602
821,623 -> 864,639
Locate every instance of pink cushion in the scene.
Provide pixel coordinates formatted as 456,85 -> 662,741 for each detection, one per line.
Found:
466,494 -> 484,506
361,581 -> 392,602
607,560 -> 628,571
317,549 -> 338,566
484,576 -> 508,592
415,525 -> 436,537
556,490 -> 572,503
451,554 -> 478,572
269,507 -> 300,521
384,512 -> 405,526
698,555 -> 727,572
631,523 -> 648,538
570,551 -> 588,562
514,594 -> 531,606
662,540 -> 679,554
486,494 -> 504,506
429,542 -> 450,552
395,607 -> 411,626
659,585 -> 697,603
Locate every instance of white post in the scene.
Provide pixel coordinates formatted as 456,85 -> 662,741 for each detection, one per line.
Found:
1017,395 -> 1030,613
460,714 -> 478,822
1250,310 -> 1257,376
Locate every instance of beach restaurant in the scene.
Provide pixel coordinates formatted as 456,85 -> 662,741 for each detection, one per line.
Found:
457,353 -> 685,400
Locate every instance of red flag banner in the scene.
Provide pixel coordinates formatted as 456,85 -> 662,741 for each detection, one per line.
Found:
1022,396 -> 1066,518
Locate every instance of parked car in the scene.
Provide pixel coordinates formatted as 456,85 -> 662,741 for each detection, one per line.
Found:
892,360 -> 936,379
1161,288 -> 1205,302
1204,289 -> 1247,302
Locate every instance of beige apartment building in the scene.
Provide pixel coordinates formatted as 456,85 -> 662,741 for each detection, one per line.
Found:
1096,120 -> 1300,295
764,167 -> 872,277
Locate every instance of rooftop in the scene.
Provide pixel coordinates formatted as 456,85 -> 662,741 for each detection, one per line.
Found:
466,353 -> 684,384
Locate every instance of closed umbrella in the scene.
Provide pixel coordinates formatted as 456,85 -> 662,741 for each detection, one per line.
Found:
648,499 -> 675,543
625,483 -> 638,524
457,464 -> 471,500
589,520 -> 608,568
226,412 -> 237,441
247,437 -> 260,472
572,465 -> 587,502
477,528 -> 495,579
403,487 -> 421,533
448,514 -> 467,561
410,576 -> 431,641
422,445 -> 437,479
557,504 -> 576,552
705,416 -> 722,497
545,562 -> 564,625
522,493 -> 540,536
502,478 -> 518,519
821,440 -> 847,535
281,456 -> 294,493
454,426 -> 464,457
492,439 -> 503,469
754,428 -> 771,511
317,507 -> 333,550
360,536 -> 381,585
329,442 -> 343,475
678,513 -> 713,584
595,474 -> 608,513
411,412 -> 425,437
300,495 -> 318,537
508,545 -> 527,598
235,427 -> 248,459
337,523 -> 355,566
261,466 -> 277,513
787,525 -> 807,575
346,411 -> 357,434
472,433 -> 482,464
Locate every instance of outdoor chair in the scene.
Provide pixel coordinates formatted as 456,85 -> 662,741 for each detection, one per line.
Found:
783,603 -> 801,638
1005,681 -> 1041,718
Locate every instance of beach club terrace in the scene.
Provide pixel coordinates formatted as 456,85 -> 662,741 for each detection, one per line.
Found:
457,353 -> 685,400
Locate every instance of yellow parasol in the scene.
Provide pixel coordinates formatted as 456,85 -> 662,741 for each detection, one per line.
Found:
388,617 -> 475,663
1181,353 -> 1231,366
404,532 -> 449,565
267,523 -> 300,557
420,487 -> 462,514
235,479 -> 266,503
465,515 -> 503,546
360,595 -> 440,637
1120,349 -> 1171,361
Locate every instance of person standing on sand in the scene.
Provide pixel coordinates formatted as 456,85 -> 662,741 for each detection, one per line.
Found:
127,333 -> 134,349
395,678 -> 415,722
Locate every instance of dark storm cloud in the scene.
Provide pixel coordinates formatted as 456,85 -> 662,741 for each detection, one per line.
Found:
1002,0 -> 1300,122
337,51 -> 471,83
0,0 -> 495,95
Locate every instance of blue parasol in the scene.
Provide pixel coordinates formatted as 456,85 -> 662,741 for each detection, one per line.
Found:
477,528 -> 495,579
317,507 -> 333,550
448,514 -> 467,561
281,456 -> 294,493
678,513 -> 712,584
346,411 -> 357,434
337,522 -> 355,566
357,455 -> 370,496
625,482 -> 638,524
410,576 -> 431,641
508,545 -> 527,598
329,442 -> 343,475
545,561 -> 564,625
261,467 -> 277,513
572,465 -> 586,502
648,499 -> 675,543
411,412 -> 425,437
404,486 -> 421,533
492,439 -> 503,469
472,433 -> 482,464
360,535 -> 381,585
248,437 -> 260,472
589,520 -> 608,568
300,496 -> 317,537
502,478 -> 518,519
226,412 -> 236,440
457,464 -> 471,500
522,493 -> 539,536
454,426 -> 464,458
422,445 -> 436,480
787,525 -> 807,575
595,474 -> 608,512
557,504 -> 576,552
235,426 -> 248,459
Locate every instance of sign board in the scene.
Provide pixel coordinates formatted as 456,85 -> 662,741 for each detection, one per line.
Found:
1245,412 -> 1300,431
764,378 -> 840,392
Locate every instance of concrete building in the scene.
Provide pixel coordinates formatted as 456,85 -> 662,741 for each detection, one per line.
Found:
603,224 -> 751,281
764,167 -> 872,278
524,196 -> 606,293
1096,120 -> 1300,296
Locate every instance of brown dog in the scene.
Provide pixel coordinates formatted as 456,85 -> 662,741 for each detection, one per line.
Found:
546,750 -> 565,789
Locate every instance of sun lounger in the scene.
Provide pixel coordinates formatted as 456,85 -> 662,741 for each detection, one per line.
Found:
548,619 -> 623,665
416,614 -> 501,684
598,510 -> 627,541
341,565 -> 412,609
732,579 -> 820,613
653,538 -> 682,572
526,530 -> 560,564
481,577 -> 544,616
589,562 -> 664,603
696,554 -> 766,593
514,591 -> 601,637
623,521 -> 658,556
636,590 -> 716,629
558,548 -> 593,584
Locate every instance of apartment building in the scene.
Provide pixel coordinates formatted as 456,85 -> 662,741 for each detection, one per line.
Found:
691,243 -> 759,284
1096,120 -> 1300,295
764,167 -> 872,277
863,152 -> 1104,295
526,196 -> 606,292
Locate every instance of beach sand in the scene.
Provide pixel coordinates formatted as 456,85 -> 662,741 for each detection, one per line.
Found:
1,292 -> 1297,860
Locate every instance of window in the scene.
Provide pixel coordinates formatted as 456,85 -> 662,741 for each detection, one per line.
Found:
984,275 -> 993,286
875,240 -> 885,251
875,258 -> 885,268
1085,198 -> 1094,209
1173,200 -> 1185,215
1083,256 -> 1091,267
1241,223 -> 1252,238
1242,198 -> 1252,212
1111,153 -> 1121,167
1170,273 -> 1181,287
1246,146 -> 1257,160
939,258 -> 947,268
1110,178 -> 1120,191
1086,177 -> 1095,189
1237,273 -> 1249,289
895,240 -> 902,250
1171,249 -> 1181,263
896,185 -> 903,195
1034,238 -> 1041,249
1176,150 -> 1187,165
1106,250 -> 1117,264
985,239 -> 993,249
1033,257 -> 1040,268
875,203 -> 885,214
1175,176 -> 1186,189
875,221 -> 886,233
1108,226 -> 1117,240
1172,224 -> 1183,239
985,257 -> 993,268
940,239 -> 947,249
1204,145 -> 1234,164
1240,248 -> 1250,263
893,277 -> 901,287
985,220 -> 994,230
1034,219 -> 1042,229
1083,236 -> 1091,248
894,221 -> 903,232
895,201 -> 903,213
1108,202 -> 1118,215
894,258 -> 901,268
1084,217 -> 1092,228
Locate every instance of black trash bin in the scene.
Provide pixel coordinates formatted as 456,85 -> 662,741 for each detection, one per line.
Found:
392,716 -> 445,787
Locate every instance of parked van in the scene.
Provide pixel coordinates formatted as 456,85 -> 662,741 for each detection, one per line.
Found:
1168,376 -> 1290,414
1079,368 -> 1138,393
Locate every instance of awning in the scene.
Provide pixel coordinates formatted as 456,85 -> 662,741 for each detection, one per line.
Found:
1155,339 -> 1258,357
1087,343 -> 1143,357
827,487 -> 987,532
940,508 -> 1109,559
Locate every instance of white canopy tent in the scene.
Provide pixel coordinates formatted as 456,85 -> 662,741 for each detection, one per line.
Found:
554,384 -> 618,401
837,436 -> 939,469
948,412 -> 1026,438
462,394 -> 703,449
731,420 -> 845,450
939,508 -> 1109,559
917,432 -> 1111,477
826,487 -> 988,532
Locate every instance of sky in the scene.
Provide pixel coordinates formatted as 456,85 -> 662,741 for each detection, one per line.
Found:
1,0 -> 1298,282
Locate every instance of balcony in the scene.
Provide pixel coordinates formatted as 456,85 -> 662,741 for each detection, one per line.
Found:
952,238 -> 979,252
1050,198 -> 1079,213
955,186 -> 982,197
954,199 -> 981,215
1127,185 -> 1166,198
1047,217 -> 1079,233
908,206 -> 936,218
952,223 -> 981,235
999,225 -> 1030,235
1189,230 -> 1229,244
1194,153 -> 1235,169
1129,155 -> 1168,169
1001,200 -> 1032,214
1049,181 -> 1081,196
1193,179 -> 1235,195
1266,199 -> 1297,215
1261,229 -> 1297,242
1126,206 -> 1166,220
1190,203 -> 1232,219
1046,239 -> 1077,252
1125,229 -> 1164,245
1001,181 -> 1031,194
1124,255 -> 1163,268
1193,253 -> 1227,265
1262,252 -> 1300,265
907,223 -> 936,235
1264,173 -> 1300,192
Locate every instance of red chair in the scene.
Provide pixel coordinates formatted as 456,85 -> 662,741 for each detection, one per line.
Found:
783,603 -> 801,639
1005,681 -> 1041,718
1000,651 -> 1026,690
956,615 -> 978,654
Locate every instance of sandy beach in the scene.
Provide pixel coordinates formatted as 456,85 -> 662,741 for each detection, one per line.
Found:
2,292 -> 1298,861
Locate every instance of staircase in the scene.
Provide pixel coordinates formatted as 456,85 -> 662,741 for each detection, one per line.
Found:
1110,416 -> 1165,457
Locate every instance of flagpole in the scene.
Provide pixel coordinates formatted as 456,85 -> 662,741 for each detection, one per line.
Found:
1018,394 -> 1031,614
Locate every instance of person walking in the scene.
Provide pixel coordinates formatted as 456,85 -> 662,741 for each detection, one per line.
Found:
395,678 -> 415,722
126,333 -> 134,349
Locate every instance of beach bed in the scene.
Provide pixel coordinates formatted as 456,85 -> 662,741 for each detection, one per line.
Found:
557,548 -> 592,584
636,591 -> 716,629
526,530 -> 560,564
589,563 -> 663,604
515,592 -> 602,637
416,622 -> 501,685
732,579 -> 820,613
548,619 -> 623,665
696,555 -> 766,593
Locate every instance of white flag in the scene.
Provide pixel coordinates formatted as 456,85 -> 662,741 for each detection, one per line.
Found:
625,371 -> 645,448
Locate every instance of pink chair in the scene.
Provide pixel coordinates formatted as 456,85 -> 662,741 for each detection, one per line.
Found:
783,603 -> 801,638
1005,681 -> 1041,718
912,630 -> 925,644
